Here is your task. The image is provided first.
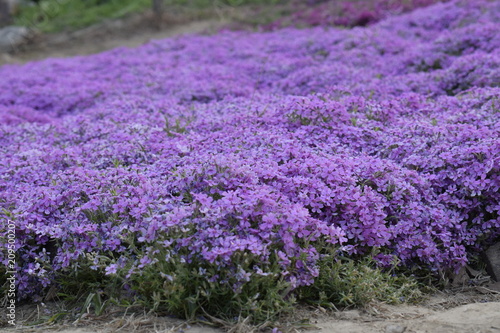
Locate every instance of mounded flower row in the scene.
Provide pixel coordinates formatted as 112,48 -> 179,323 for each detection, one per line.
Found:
0,0 -> 498,306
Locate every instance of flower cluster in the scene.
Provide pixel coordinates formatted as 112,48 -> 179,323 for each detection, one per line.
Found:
0,0 -> 499,302
266,0 -> 450,30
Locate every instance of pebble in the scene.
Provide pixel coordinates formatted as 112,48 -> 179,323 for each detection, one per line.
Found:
385,324 -> 407,333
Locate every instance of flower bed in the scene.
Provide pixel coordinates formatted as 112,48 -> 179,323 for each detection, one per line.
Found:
1,0 -> 499,321
266,0 -> 451,29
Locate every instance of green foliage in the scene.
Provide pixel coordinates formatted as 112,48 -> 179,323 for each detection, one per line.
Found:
54,258 -> 122,305
79,292 -> 109,317
12,245 -> 428,327
298,251 -> 425,308
10,208 -> 426,327
127,247 -> 294,323
27,237 -> 427,326
15,0 -> 151,33
14,0 -> 285,33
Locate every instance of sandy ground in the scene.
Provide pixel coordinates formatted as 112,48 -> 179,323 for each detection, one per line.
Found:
4,287 -> 500,333
6,301 -> 500,333
0,10 -> 230,66
315,301 -> 500,333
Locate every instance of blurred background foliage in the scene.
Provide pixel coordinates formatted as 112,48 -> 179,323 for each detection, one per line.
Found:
15,0 -> 150,32
12,0 -> 444,33
13,0 -> 284,33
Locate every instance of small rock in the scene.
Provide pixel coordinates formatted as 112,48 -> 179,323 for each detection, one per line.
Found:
484,242 -> 500,282
0,25 -> 33,52
385,324 -> 406,333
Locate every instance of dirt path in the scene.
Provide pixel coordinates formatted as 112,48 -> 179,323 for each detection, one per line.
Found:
0,12 -> 227,66
9,301 -> 500,333
20,20 -> 223,61
314,302 -> 500,333
6,288 -> 500,333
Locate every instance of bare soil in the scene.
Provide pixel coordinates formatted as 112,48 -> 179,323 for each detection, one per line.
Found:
313,287 -> 500,333
4,284 -> 500,333
0,9 -> 232,66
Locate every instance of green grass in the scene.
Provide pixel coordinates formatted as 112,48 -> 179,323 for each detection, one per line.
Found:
15,0 -> 151,33
43,247 -> 426,326
298,253 -> 426,309
14,0 -> 283,33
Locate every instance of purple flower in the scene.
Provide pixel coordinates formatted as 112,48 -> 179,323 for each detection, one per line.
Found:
1,0 -> 499,301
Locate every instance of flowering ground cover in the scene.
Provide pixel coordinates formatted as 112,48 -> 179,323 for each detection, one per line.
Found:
267,0 -> 451,29
1,0 -> 499,323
